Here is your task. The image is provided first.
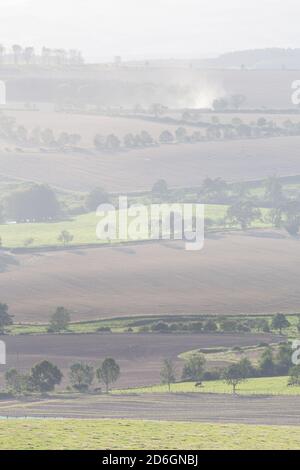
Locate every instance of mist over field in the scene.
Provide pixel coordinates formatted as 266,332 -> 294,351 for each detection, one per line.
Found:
1,0 -> 300,453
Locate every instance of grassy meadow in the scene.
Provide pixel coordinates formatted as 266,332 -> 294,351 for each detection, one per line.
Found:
0,204 -> 271,249
0,418 -> 300,450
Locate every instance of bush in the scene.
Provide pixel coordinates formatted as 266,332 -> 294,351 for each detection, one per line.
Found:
201,369 -> 221,381
182,354 -> 206,382
96,327 -> 112,333
189,321 -> 203,332
151,322 -> 169,333
69,363 -> 94,392
219,319 -> 238,332
203,319 -> 218,332
48,306 -> 71,333
288,365 -> 300,386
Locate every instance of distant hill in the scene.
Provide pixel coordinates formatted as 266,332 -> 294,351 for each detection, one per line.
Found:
196,48 -> 300,70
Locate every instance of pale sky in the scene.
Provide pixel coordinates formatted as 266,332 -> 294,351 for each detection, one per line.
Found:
0,0 -> 300,61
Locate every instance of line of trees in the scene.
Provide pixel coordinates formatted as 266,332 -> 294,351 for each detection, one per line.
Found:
141,313 -> 292,335
5,357 -> 120,396
0,44 -> 83,66
0,303 -> 294,337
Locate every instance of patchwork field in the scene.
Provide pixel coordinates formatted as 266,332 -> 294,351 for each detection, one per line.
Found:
1,232 -> 300,321
1,418 -> 300,450
1,135 -> 300,192
0,332 -> 278,388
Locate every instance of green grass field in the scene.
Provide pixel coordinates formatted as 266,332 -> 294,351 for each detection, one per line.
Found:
0,418 -> 299,449
116,376 -> 300,396
0,205 -> 271,249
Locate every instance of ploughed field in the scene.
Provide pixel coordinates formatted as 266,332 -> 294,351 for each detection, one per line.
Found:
0,332 -> 280,389
1,232 -> 300,321
1,135 -> 300,192
0,393 -> 298,427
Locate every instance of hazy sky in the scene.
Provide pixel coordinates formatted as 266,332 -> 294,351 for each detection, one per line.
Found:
1,0 -> 300,61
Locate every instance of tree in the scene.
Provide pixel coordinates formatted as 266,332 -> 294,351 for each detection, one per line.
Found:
203,319 -> 218,332
140,130 -> 154,146
256,318 -> 270,333
213,97 -> 228,111
69,134 -> 81,146
222,362 -> 246,394
159,130 -> 174,144
181,354 -> 206,382
276,343 -> 292,374
201,177 -> 228,202
41,128 -> 55,146
58,230 -> 74,246
268,207 -> 283,229
94,134 -> 106,150
5,369 -> 29,394
238,357 -> 255,378
69,363 -> 94,392
30,361 -> 63,393
282,200 -> 300,236
48,306 -> 71,333
0,303 -> 13,334
288,365 -> 300,386
12,44 -> 22,65
226,201 -> 261,230
151,179 -> 168,198
4,184 -> 60,223
284,218 -> 300,236
175,127 -> 187,142
271,313 -> 290,335
219,319 -> 238,332
86,187 -> 109,211
23,46 -> 35,65
160,359 -> 176,391
123,133 -> 136,148
264,176 -> 283,207
259,347 -> 275,376
230,94 -> 246,109
97,358 -> 120,393
105,134 -> 120,151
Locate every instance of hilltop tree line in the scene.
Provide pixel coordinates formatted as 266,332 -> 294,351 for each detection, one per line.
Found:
0,44 -> 83,66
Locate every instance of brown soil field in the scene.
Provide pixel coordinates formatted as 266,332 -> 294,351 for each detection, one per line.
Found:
0,332 -> 280,389
0,393 -> 298,425
1,135 -> 300,192
1,231 -> 300,322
